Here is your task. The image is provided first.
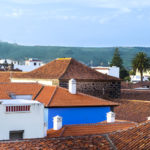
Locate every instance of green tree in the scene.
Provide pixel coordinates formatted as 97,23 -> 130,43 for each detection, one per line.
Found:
110,48 -> 129,79
110,48 -> 123,68
132,52 -> 149,82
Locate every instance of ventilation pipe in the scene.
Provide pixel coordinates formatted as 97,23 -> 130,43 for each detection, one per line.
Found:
53,115 -> 62,130
69,79 -> 76,94
107,111 -> 115,123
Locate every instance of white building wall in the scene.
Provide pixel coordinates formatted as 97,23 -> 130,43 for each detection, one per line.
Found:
0,100 -> 45,140
108,66 -> 120,78
130,75 -> 149,83
11,95 -> 32,100
11,78 -> 53,86
92,66 -> 120,78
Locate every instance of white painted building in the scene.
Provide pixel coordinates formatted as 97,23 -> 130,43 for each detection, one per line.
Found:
130,75 -> 149,83
92,66 -> 120,78
14,58 -> 44,72
0,58 -> 44,72
0,99 -> 45,140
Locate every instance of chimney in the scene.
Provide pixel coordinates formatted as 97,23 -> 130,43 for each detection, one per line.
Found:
107,111 -> 115,123
53,115 -> 62,130
69,79 -> 76,94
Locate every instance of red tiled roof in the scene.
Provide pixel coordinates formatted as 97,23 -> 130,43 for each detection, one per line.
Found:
47,121 -> 136,138
0,135 -> 111,150
0,72 -> 24,83
115,100 -> 150,123
12,58 -> 120,81
0,121 -> 149,149
0,83 -> 118,107
36,86 -> 118,107
109,121 -> 150,150
0,83 -> 42,99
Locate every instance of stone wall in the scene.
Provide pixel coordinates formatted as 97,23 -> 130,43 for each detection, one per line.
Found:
59,80 -> 121,99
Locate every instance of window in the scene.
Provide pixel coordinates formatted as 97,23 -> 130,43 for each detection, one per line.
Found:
6,105 -> 30,112
9,130 -> 24,140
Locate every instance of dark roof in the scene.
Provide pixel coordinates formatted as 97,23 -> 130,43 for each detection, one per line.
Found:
0,83 -> 118,107
12,58 -> 120,81
114,100 -> 150,123
121,89 -> 150,100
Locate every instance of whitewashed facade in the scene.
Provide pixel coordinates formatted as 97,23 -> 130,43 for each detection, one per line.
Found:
14,58 -> 44,72
130,75 -> 149,83
92,66 -> 120,78
0,99 -> 45,140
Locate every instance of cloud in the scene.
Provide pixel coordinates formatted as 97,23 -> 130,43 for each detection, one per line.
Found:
6,0 -> 64,5
5,9 -> 23,18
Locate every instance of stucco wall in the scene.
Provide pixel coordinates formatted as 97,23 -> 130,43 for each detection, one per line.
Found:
0,102 -> 45,140
47,107 -> 111,129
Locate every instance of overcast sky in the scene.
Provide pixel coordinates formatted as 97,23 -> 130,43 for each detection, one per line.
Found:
0,0 -> 150,47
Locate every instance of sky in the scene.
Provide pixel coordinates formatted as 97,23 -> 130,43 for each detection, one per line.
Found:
0,0 -> 150,47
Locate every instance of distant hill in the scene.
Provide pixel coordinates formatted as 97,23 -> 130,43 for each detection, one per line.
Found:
0,41 -> 150,69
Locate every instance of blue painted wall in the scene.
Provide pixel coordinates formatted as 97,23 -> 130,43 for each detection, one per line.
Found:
47,107 -> 110,129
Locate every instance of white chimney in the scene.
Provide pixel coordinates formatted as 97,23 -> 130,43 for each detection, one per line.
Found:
147,116 -> 150,120
69,79 -> 76,94
107,111 -> 115,123
53,115 -> 62,130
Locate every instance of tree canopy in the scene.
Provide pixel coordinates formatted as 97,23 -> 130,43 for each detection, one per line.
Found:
132,52 -> 149,82
110,48 -> 123,68
110,48 -> 129,79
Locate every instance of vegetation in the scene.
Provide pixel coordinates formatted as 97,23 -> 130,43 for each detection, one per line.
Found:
110,48 -> 123,68
110,48 -> 129,80
132,52 -> 150,82
1,41 -> 150,69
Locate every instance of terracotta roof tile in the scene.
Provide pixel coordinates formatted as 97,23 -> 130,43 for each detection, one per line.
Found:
0,72 -> 24,83
36,86 -> 118,107
121,89 -> 150,100
0,83 -> 118,107
115,100 -> 150,123
12,58 -> 71,79
35,86 -> 56,106
0,122 -> 149,149
12,58 -> 120,81
47,121 -> 136,138
0,135 -> 111,150
0,83 -> 42,99
109,121 -> 150,150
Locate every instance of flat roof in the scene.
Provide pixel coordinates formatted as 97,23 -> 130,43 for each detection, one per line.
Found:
0,99 -> 40,105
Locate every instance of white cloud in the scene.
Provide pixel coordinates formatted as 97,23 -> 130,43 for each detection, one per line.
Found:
5,9 -> 23,18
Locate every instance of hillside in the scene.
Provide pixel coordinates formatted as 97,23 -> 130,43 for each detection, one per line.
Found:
0,41 -> 150,69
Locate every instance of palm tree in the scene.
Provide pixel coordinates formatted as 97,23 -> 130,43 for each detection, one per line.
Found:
132,52 -> 149,82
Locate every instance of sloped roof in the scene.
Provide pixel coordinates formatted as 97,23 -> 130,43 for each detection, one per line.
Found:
0,83 -> 118,107
0,121 -> 149,149
109,121 -> 150,150
0,72 -> 24,83
47,121 -> 136,138
115,100 -> 150,123
12,58 -> 120,81
0,135 -> 111,150
0,83 -> 42,99
35,86 -> 118,107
